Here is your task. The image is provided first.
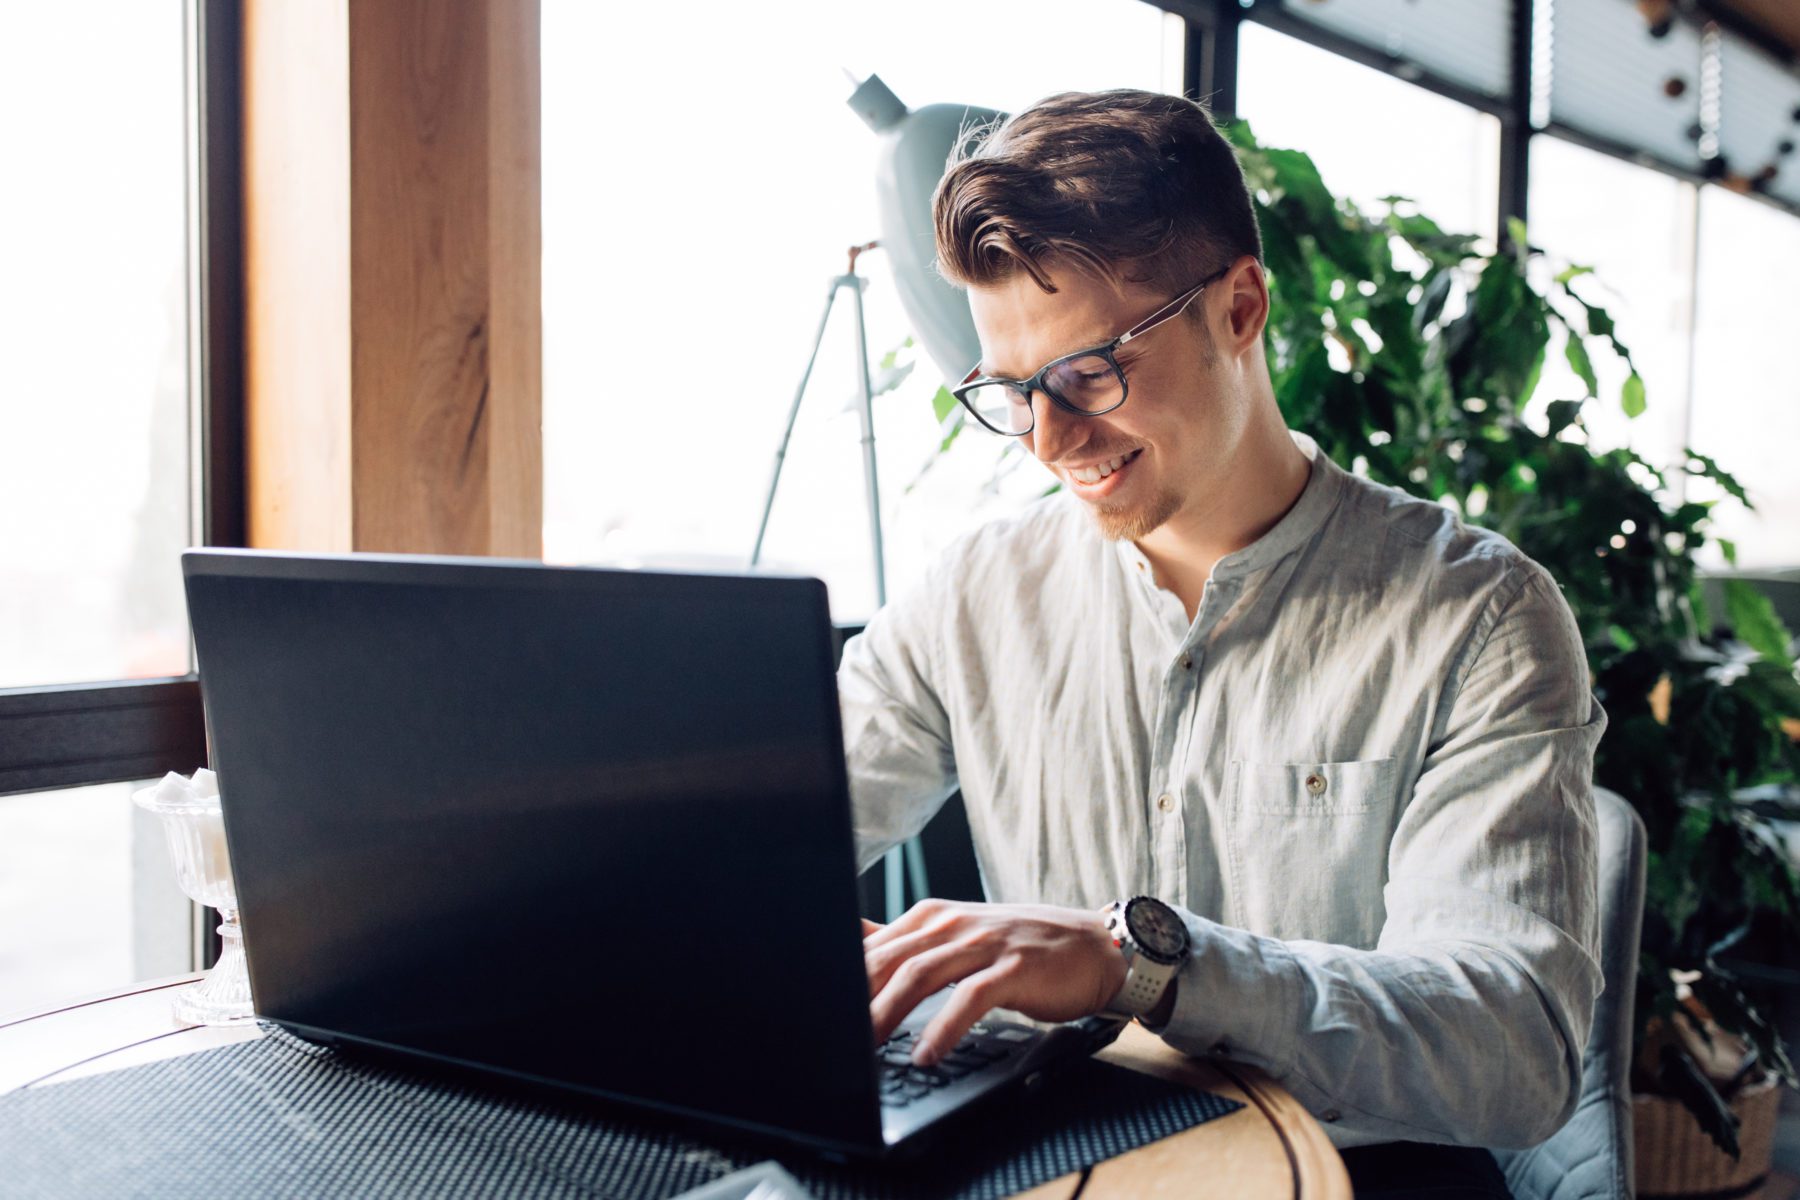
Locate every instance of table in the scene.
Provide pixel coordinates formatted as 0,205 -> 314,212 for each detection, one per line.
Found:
1,976 -> 1350,1199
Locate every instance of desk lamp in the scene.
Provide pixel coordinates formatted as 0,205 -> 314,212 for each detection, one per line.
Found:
845,75 -> 998,385
751,78 -> 1003,922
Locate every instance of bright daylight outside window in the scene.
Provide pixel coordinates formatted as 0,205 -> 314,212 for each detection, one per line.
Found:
0,4 -> 192,1016
1687,184 -> 1800,567
541,0 -> 1181,621
1235,22 -> 1502,246
1526,134 -> 1696,479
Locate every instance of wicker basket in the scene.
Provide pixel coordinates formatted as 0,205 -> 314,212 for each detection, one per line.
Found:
1633,1076 -> 1781,1198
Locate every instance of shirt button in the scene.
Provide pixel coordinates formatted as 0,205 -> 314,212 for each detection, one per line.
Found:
1178,655 -> 1193,670
1156,793 -> 1175,813
1305,772 -> 1327,796
1321,1109 -> 1341,1123
1211,1041 -> 1230,1056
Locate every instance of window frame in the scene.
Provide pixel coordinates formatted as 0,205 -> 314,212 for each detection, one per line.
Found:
0,0 -> 241,800
1161,0 -> 1800,227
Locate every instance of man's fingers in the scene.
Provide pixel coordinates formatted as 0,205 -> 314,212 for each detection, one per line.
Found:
912,964 -> 1008,1065
861,918 -> 884,938
861,898 -> 959,952
868,942 -> 991,1044
864,924 -> 960,997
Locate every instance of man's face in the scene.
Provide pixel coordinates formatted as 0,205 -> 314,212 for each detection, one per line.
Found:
967,262 -> 1255,543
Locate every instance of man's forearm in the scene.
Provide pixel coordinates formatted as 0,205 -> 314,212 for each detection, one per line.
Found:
1151,905 -> 1596,1149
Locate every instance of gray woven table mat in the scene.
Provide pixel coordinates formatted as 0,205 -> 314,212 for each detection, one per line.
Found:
1,1025 -> 1242,1199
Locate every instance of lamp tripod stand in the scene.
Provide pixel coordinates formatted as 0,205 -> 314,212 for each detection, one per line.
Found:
749,240 -> 930,923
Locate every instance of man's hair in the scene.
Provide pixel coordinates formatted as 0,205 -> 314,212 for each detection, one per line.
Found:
933,90 -> 1262,297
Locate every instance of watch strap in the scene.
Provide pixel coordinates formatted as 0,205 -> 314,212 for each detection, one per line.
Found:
1103,898 -> 1185,1018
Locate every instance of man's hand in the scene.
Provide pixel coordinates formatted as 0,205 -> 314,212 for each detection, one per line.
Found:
861,900 -> 1127,1065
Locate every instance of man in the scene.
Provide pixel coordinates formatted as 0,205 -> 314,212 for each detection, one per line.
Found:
838,90 -> 1603,1192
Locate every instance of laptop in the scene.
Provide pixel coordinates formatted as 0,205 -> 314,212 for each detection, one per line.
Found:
181,548 -> 1124,1160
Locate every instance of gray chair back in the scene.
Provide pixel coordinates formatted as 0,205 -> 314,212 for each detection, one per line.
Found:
1493,786 -> 1647,1200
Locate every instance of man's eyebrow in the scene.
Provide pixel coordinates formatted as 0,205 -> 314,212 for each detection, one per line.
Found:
983,332 -> 1119,379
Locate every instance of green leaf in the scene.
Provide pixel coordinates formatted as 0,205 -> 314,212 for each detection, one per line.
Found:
1545,399 -> 1584,438
1736,658 -> 1800,716
1565,337 -> 1599,398
931,385 -> 958,424
1720,538 -> 1739,567
1555,264 -> 1594,285
1689,579 -> 1714,637
1724,579 -> 1796,670
1622,373 -> 1647,420
1573,293 -> 1617,341
1413,269 -> 1454,332
1519,342 -> 1547,408
1655,1043 -> 1742,1159
1506,216 -> 1530,255
1686,451 -> 1753,508
935,409 -> 966,455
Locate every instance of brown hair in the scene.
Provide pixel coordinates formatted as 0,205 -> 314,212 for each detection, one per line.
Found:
933,90 -> 1262,297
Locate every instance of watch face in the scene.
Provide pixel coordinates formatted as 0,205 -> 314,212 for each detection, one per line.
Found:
1126,897 -> 1189,962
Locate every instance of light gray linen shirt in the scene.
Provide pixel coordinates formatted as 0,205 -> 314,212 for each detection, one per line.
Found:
839,431 -> 1605,1151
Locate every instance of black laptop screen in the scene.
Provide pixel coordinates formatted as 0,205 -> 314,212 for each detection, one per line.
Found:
184,551 -> 880,1151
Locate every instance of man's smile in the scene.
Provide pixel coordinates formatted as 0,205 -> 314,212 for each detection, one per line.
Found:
1062,447 -> 1144,496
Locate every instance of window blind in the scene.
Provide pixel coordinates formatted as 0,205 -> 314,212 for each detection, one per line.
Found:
1275,0 -> 1514,101
1718,36 -> 1800,210
1549,0 -> 1706,171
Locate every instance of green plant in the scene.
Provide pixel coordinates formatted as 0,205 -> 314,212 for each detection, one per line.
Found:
915,122 -> 1800,1154
1227,120 -> 1800,1156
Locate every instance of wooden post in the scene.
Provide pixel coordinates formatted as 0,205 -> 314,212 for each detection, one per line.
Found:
243,0 -> 541,557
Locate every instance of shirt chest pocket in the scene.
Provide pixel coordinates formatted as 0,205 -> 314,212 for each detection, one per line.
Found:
1223,758 -> 1398,946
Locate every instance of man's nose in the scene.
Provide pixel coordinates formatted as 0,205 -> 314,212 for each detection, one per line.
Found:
1027,392 -> 1083,464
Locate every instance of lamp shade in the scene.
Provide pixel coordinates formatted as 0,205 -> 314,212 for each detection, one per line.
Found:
848,75 -> 1005,387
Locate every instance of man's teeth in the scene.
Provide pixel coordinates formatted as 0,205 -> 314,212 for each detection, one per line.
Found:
1071,452 -> 1133,485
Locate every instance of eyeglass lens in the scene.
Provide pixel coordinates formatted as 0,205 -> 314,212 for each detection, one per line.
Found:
962,354 -> 1124,435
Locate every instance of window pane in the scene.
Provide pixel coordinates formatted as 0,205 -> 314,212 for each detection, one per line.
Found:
1687,187 -> 1800,568
1525,134 -> 1695,473
0,782 -> 190,1018
1271,0 -> 1513,101
1236,21 -> 1502,245
0,4 -> 191,689
541,0 -> 1174,619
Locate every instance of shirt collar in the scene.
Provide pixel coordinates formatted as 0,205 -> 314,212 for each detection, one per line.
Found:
1112,429 -> 1345,584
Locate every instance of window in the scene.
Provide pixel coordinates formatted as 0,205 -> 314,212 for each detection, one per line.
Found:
1687,185 -> 1800,568
0,0 -> 236,1013
0,782 -> 187,1017
1235,21 -> 1503,246
1525,134 -> 1697,474
541,0 -> 1178,619
0,4 -> 191,690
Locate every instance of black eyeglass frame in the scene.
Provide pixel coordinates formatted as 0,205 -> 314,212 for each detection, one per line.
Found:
951,265 -> 1232,437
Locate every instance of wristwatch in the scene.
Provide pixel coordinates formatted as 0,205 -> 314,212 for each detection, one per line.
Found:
1102,895 -> 1190,1018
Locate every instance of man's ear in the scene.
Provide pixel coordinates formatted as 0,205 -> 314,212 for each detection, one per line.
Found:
1218,256 -> 1270,358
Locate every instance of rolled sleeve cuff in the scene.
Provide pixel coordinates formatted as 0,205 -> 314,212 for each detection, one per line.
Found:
1153,908 -> 1303,1073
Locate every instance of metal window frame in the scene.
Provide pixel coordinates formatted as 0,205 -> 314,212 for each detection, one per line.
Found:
1156,0 -> 1800,224
0,0 -> 239,801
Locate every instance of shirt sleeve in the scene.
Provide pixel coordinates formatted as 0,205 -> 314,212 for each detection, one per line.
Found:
1153,561 -> 1605,1150
838,569 -> 961,876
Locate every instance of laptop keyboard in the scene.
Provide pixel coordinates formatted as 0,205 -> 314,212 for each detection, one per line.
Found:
876,1021 -> 1040,1108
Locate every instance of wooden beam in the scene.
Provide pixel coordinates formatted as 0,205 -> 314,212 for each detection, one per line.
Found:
243,0 -> 541,558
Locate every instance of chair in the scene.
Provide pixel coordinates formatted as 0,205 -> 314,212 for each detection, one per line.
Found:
1493,787 -> 1648,1200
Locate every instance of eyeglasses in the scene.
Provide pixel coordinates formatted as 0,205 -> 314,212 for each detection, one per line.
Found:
951,266 -> 1230,437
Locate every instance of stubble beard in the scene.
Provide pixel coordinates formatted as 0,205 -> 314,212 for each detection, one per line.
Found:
1088,484 -> 1182,542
